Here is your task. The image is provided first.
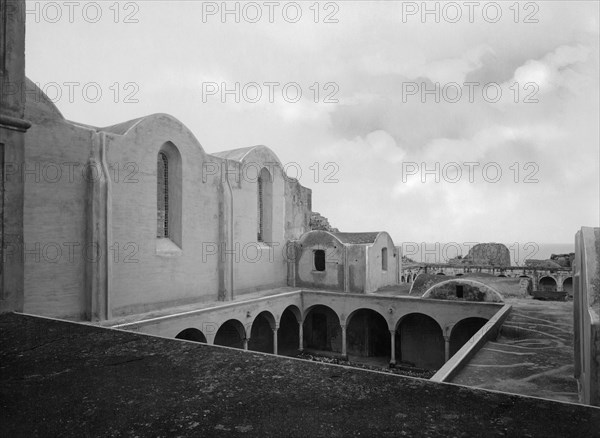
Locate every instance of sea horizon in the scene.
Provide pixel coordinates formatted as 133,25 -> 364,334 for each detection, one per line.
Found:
397,241 -> 574,267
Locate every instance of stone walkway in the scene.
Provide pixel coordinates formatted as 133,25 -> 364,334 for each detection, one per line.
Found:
452,298 -> 579,403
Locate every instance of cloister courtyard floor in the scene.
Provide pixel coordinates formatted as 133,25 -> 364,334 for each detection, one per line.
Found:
452,298 -> 578,403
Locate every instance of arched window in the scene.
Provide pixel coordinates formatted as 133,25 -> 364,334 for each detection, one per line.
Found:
314,250 -> 326,271
157,152 -> 169,238
257,167 -> 272,242
156,142 -> 182,248
382,247 -> 388,271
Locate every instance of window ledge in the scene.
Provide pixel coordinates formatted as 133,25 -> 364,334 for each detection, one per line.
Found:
311,270 -> 327,274
156,238 -> 182,257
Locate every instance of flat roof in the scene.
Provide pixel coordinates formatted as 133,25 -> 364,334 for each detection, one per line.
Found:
1,313 -> 598,437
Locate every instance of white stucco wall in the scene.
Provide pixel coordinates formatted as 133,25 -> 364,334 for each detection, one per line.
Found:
231,148 -> 288,295
366,233 -> 398,293
23,97 -> 92,319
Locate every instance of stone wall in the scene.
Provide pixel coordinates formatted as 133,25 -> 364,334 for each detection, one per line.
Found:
20,85 -> 309,319
573,226 -> 600,406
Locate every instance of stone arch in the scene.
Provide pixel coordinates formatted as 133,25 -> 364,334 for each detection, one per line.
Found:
562,277 -> 573,296
278,305 -> 301,355
214,319 -> 246,349
539,276 -> 557,292
436,272 -> 446,275
249,311 -> 276,353
395,313 -> 444,370
449,317 -> 488,356
175,328 -> 207,343
302,304 -> 342,353
423,279 -> 504,302
346,308 -> 390,360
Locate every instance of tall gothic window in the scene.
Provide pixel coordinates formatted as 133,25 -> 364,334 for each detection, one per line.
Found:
156,142 -> 182,248
257,167 -> 272,242
257,173 -> 263,241
157,152 -> 169,238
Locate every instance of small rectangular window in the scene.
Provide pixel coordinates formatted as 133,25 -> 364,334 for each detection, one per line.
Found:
314,250 -> 326,272
456,285 -> 464,298
382,247 -> 388,271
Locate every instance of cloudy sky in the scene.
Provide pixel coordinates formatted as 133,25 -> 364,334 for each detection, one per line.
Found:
25,1 -> 599,247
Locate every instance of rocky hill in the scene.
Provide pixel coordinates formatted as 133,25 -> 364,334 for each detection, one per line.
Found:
449,243 -> 511,267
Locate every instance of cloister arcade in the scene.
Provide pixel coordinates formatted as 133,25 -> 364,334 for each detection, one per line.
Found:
121,290 -> 503,371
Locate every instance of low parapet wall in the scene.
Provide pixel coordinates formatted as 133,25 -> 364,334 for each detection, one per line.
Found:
431,303 -> 512,382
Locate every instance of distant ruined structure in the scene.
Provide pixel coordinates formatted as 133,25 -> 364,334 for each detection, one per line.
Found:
526,253 -> 575,269
309,211 -> 339,232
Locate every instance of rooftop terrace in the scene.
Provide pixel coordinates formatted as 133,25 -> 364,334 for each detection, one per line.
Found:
1,312 -> 598,437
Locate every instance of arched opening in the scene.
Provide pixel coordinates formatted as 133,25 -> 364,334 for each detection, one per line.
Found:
249,311 -> 275,353
346,309 -> 390,365
497,274 -> 507,277
303,305 -> 341,353
257,167 -> 273,242
175,328 -> 207,343
539,276 -> 557,292
455,273 -> 464,277
519,275 -> 533,295
401,275 -> 406,283
396,313 -> 444,370
156,142 -> 182,247
449,318 -> 488,357
278,305 -> 301,356
436,272 -> 446,275
423,280 -> 504,302
456,285 -> 464,298
563,277 -> 573,296
214,319 -> 246,349
381,247 -> 388,271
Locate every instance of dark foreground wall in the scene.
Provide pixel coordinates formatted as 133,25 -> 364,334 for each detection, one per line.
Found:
1,313 -> 599,437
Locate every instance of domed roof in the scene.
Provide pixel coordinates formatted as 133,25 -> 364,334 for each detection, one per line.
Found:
23,77 -> 65,120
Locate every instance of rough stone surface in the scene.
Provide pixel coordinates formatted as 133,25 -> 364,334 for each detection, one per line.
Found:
450,243 -> 511,267
525,259 -> 563,269
550,253 -> 575,268
309,212 -> 339,232
2,313 -> 599,437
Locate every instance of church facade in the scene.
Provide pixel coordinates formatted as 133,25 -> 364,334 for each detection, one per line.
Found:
14,79 -> 400,322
